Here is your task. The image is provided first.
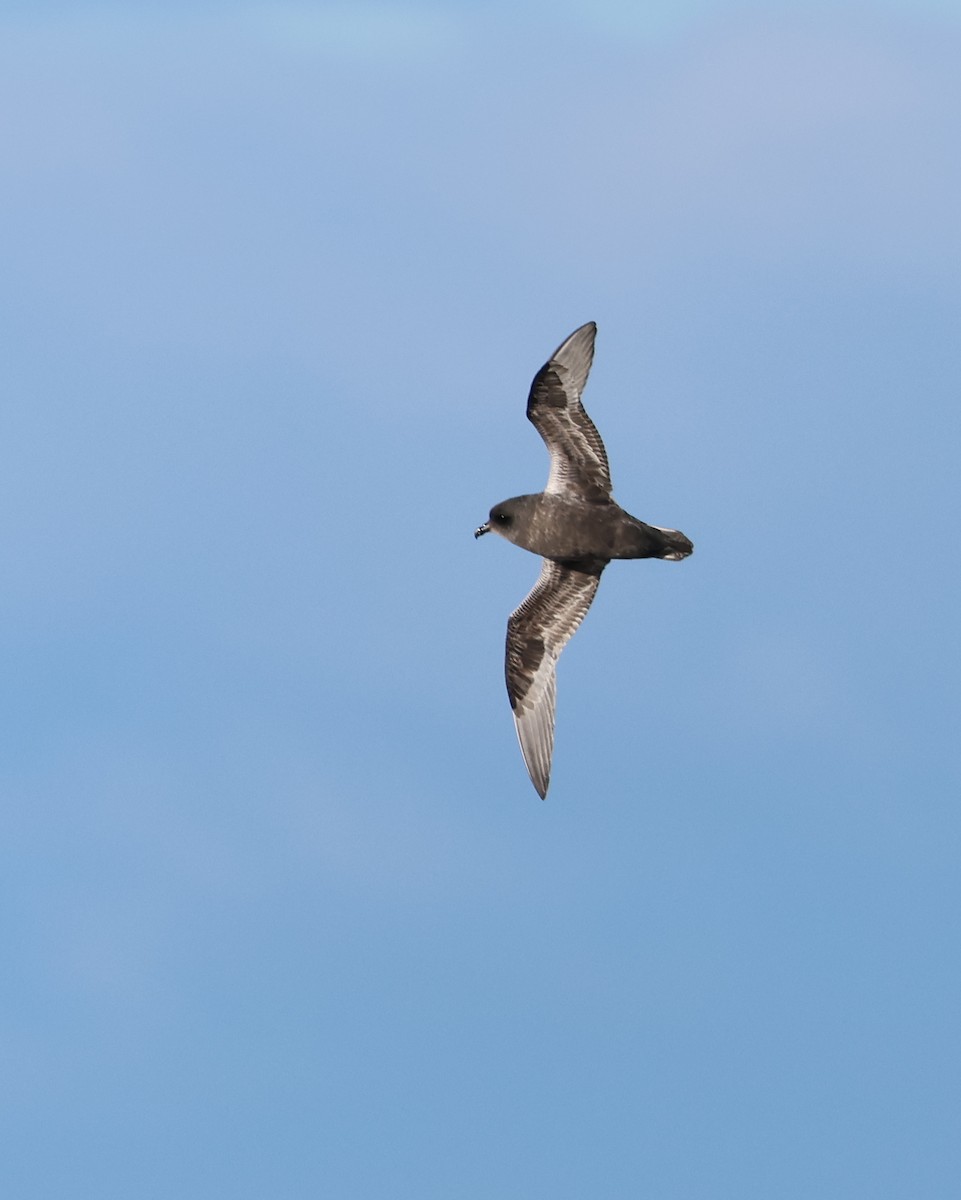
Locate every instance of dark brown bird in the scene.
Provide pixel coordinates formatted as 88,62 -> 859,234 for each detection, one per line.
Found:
475,321 -> 693,798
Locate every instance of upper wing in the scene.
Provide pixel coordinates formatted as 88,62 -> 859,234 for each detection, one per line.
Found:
526,322 -> 612,503
506,558 -> 604,799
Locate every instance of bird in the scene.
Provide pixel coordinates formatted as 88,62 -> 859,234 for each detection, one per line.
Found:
474,321 -> 693,799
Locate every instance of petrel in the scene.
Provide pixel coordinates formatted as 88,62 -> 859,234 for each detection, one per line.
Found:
475,321 -> 693,799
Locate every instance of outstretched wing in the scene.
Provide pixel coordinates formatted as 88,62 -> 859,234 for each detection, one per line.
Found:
526,321 -> 612,503
506,558 -> 604,799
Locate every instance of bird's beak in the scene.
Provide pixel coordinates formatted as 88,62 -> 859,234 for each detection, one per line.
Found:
474,522 -> 491,539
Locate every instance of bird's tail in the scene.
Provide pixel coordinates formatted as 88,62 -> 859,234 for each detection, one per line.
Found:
647,524 -> 694,561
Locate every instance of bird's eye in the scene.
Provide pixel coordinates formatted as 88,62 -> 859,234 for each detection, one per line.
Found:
495,512 -> 511,524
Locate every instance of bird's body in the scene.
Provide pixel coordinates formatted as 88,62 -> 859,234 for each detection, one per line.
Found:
486,492 -> 690,563
475,321 -> 693,799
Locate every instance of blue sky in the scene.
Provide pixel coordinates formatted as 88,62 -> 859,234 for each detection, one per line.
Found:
2,2 -> 960,1196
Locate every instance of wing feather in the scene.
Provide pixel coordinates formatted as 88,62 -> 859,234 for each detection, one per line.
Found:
526,322 -> 612,503
505,558 -> 604,798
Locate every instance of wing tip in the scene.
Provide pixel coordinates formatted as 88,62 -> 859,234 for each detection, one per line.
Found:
552,320 -> 597,366
513,708 -> 553,801
526,756 -> 550,800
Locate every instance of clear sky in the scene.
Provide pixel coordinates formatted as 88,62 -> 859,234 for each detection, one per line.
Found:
2,2 -> 960,1197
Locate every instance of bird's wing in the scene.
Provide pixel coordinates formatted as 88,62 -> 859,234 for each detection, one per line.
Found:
506,558 -> 604,798
526,322 -> 612,503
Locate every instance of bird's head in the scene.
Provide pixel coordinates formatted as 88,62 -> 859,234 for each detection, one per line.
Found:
474,498 -> 529,544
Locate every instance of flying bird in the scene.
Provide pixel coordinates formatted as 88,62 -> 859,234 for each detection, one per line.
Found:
475,321 -> 693,798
